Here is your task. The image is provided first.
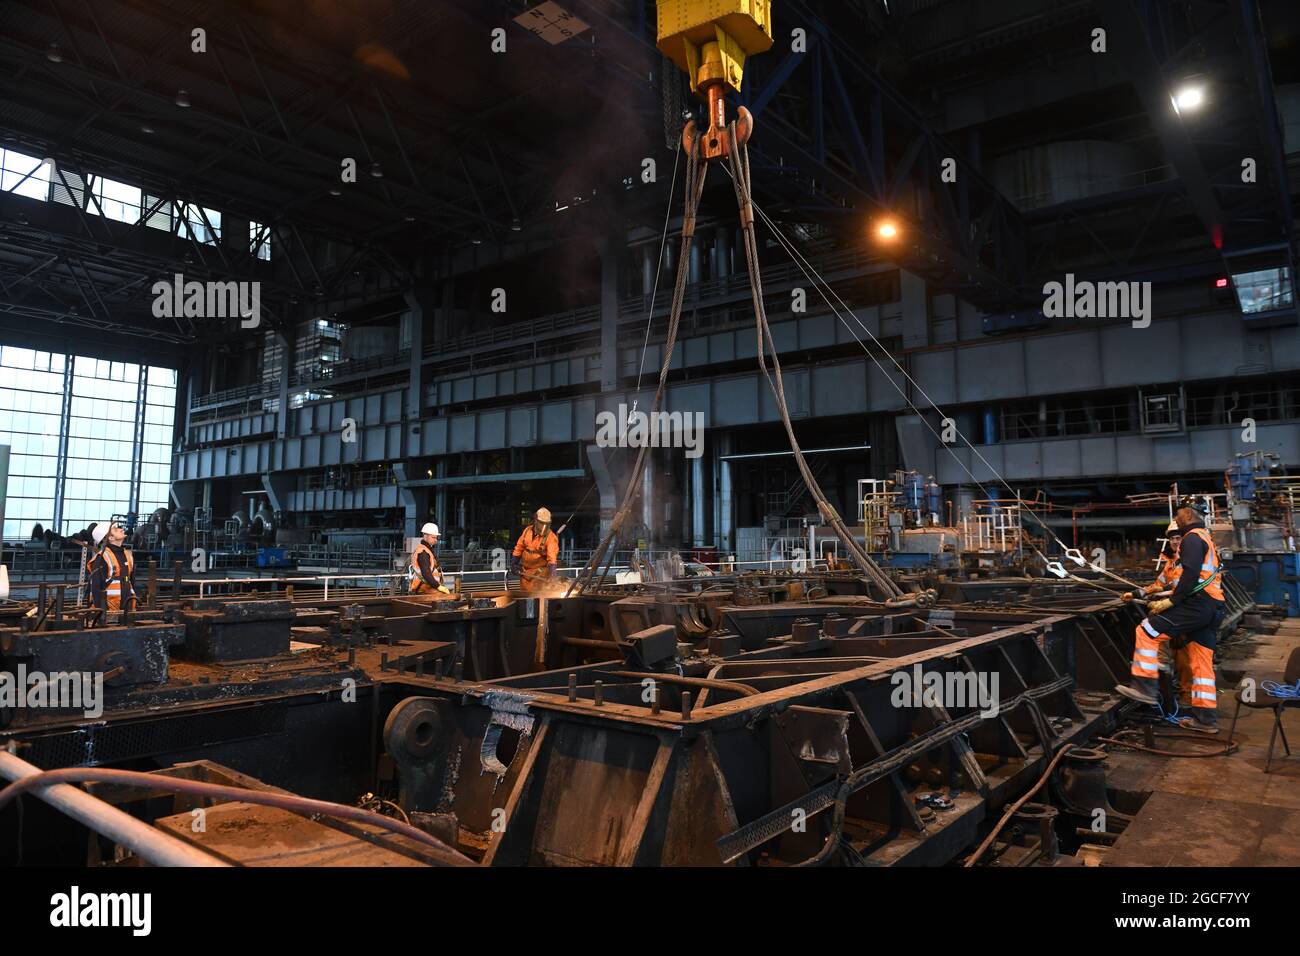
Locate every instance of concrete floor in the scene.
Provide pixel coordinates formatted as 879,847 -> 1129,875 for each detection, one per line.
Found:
1102,618 -> 1300,866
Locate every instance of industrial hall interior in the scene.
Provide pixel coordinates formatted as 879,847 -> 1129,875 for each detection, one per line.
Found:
4,0 -> 1300,884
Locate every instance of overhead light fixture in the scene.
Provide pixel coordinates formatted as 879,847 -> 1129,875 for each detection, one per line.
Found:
46,42 -> 63,63
1172,84 -> 1203,114
175,89 -> 191,107
876,220 -> 899,241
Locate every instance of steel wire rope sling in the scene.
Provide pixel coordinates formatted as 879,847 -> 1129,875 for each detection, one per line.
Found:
723,132 -> 901,600
734,171 -> 1146,594
566,142 -> 709,596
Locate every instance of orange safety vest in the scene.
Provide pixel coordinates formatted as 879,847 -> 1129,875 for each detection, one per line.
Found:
408,540 -> 441,592
1148,557 -> 1183,592
1174,527 -> 1224,602
89,546 -> 135,610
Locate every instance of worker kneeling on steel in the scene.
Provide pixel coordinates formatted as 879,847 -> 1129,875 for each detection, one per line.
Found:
511,508 -> 559,593
88,520 -> 137,613
1116,506 -> 1224,733
409,522 -> 450,595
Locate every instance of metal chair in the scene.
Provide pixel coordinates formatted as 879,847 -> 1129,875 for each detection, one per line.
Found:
1227,646 -> 1300,773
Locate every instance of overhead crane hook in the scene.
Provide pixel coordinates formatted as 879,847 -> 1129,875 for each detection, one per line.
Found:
657,0 -> 773,161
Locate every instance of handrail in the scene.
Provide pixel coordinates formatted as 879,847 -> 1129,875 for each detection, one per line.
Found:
0,751 -> 229,867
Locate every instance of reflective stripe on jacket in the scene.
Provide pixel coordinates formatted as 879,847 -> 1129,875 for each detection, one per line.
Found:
409,541 -> 441,589
1176,527 -> 1224,602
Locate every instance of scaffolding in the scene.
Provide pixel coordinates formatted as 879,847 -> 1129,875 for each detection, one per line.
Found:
961,499 -> 1023,553
858,479 -> 894,551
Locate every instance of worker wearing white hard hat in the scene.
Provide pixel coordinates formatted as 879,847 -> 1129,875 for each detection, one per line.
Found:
1121,521 -> 1183,603
408,521 -> 449,595
511,507 -> 559,593
88,519 -> 136,613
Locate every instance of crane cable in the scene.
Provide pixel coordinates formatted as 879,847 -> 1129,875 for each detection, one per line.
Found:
728,166 -> 1133,582
557,147 -> 684,540
567,141 -> 709,596
725,133 -> 901,598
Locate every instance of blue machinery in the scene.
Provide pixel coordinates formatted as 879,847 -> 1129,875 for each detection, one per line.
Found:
1222,453 -> 1298,615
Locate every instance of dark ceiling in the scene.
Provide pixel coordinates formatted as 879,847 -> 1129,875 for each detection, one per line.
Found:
1,0 -> 1297,357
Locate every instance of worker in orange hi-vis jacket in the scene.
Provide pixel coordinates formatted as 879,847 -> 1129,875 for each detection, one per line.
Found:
1117,507 -> 1225,734
409,522 -> 451,596
1123,520 -> 1196,711
87,520 -> 136,613
511,508 -> 559,593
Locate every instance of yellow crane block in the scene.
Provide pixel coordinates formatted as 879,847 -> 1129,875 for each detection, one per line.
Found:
657,0 -> 773,94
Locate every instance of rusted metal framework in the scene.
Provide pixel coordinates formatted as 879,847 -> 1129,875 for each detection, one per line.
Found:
0,571 -> 1256,866
379,594 -> 1142,866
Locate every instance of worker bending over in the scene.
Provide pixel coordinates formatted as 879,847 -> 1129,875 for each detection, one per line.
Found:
511,508 -> 559,593
1124,521 -> 1199,712
409,522 -> 450,595
88,521 -> 136,613
1117,506 -> 1224,733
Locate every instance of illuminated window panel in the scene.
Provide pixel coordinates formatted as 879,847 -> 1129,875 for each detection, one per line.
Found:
0,348 -> 178,539
0,147 -> 50,201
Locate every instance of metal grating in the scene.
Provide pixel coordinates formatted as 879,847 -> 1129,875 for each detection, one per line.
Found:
22,704 -> 289,770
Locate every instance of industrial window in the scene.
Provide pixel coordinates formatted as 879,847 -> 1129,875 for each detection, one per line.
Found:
139,367 -> 177,516
0,147 -> 50,201
998,391 -> 1134,441
177,202 -> 222,245
0,347 -> 177,540
91,175 -> 143,224
1185,374 -> 1300,427
1139,387 -> 1185,434
1231,267 -> 1294,315
48,167 -> 85,208
63,360 -> 141,534
142,194 -> 173,231
0,347 -> 63,539
250,221 -> 272,260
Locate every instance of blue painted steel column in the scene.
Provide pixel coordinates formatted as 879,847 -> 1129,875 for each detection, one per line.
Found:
982,408 -> 998,445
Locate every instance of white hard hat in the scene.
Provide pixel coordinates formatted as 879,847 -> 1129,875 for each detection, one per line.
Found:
1166,520 -> 1180,534
91,522 -> 110,545
421,522 -> 440,536
535,508 -> 552,524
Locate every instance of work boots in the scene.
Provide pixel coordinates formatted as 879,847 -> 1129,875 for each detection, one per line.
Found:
1177,712 -> 1220,735
1114,677 -> 1160,706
